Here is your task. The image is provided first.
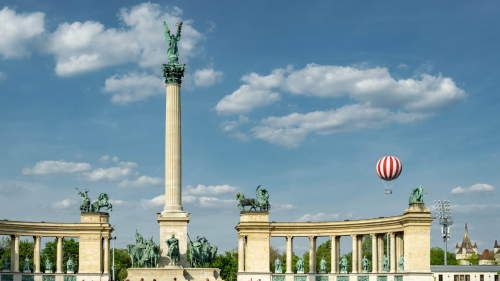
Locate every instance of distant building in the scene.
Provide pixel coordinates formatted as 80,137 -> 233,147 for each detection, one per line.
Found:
479,250 -> 495,265
431,265 -> 499,281
493,240 -> 500,265
456,223 -> 479,265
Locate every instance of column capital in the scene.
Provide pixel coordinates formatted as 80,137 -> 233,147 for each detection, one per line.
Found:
309,235 -> 316,240
11,234 -> 20,238
351,234 -> 357,238
370,233 -> 377,237
57,236 -> 64,240
389,232 -> 395,236
330,235 -> 337,239
238,235 -> 246,240
286,235 -> 293,239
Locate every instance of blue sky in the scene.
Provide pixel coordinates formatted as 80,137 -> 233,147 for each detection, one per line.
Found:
0,0 -> 499,255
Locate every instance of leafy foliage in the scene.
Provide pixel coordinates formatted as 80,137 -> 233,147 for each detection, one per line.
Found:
465,253 -> 479,265
430,247 -> 459,265
212,250 -> 238,281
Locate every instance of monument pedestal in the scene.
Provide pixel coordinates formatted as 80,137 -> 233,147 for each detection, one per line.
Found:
1,269 -> 10,273
126,267 -> 221,281
157,214 -> 190,268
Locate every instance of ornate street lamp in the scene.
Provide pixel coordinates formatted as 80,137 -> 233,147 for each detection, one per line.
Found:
434,200 -> 453,265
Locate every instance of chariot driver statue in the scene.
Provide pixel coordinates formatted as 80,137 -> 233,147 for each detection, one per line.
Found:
76,188 -> 91,212
163,21 -> 183,64
166,232 -> 180,265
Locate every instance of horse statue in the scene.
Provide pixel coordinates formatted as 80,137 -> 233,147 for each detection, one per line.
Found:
76,188 -> 91,212
127,230 -> 159,268
235,192 -> 258,211
409,186 -> 424,204
90,193 -> 113,212
235,185 -> 271,211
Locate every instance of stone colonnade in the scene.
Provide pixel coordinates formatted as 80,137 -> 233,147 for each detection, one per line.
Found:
236,203 -> 434,281
0,212 -> 113,281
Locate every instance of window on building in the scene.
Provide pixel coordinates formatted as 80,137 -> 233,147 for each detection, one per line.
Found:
440,275 -> 443,281
466,275 -> 470,281
460,275 -> 464,281
495,275 -> 498,281
481,275 -> 484,281
455,275 -> 459,281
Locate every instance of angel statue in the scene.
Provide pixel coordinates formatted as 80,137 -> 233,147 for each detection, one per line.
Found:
163,21 -> 183,64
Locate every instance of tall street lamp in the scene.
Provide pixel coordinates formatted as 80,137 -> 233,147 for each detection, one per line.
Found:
434,200 -> 453,265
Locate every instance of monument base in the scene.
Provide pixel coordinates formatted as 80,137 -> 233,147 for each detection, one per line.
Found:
127,267 -> 221,281
1,269 -> 10,272
340,271 -> 348,274
45,271 -> 52,274
157,214 -> 190,268
297,271 -> 304,274
319,271 -> 327,274
23,270 -> 31,273
67,271 -> 75,274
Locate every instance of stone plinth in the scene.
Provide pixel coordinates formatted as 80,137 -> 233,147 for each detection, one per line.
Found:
79,212 -> 110,274
157,215 -> 190,268
237,211 -> 271,274
126,267 -> 220,281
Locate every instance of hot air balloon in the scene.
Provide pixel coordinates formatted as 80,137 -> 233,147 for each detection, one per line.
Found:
376,156 -> 402,194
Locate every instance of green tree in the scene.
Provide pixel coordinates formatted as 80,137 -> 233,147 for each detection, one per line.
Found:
212,250 -> 238,281
113,248 -> 132,281
40,239 -> 57,272
465,253 -> 479,265
19,239 -> 34,271
0,237 -> 11,270
430,247 -> 459,265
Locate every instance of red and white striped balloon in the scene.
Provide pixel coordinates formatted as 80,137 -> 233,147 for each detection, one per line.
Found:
376,156 -> 402,181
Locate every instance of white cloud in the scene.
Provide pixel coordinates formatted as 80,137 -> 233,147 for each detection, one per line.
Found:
271,203 -> 297,212
198,197 -> 234,208
22,160 -> 92,175
296,213 -> 341,222
450,204 -> 500,213
217,64 -> 466,115
78,167 -> 135,181
184,184 -> 239,195
397,63 -> 408,69
451,184 -> 494,195
0,7 -> 45,58
112,156 -> 119,162
108,199 -> 131,207
47,3 -> 204,76
99,155 -> 110,162
141,194 -> 197,209
102,73 -> 165,104
346,212 -> 355,218
232,132 -> 250,142
52,199 -> 77,210
119,175 -> 163,188
251,104 -> 426,148
220,115 -> 250,132
117,161 -> 138,168
192,68 -> 223,87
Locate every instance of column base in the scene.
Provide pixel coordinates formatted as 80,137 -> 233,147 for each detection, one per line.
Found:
157,214 -> 190,268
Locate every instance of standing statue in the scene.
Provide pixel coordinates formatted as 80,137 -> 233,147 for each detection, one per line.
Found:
339,256 -> 348,273
166,232 -> 180,266
76,188 -> 91,212
274,258 -> 282,273
23,257 -> 30,272
319,257 -> 327,272
398,255 -> 404,272
381,255 -> 389,272
67,256 -> 74,273
2,256 -> 9,271
163,21 -> 183,64
45,258 -> 52,273
235,185 -> 271,211
409,186 -> 424,203
362,256 -> 369,272
296,258 -> 304,273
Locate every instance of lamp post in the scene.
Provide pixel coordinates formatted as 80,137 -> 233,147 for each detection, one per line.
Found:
110,226 -> 117,281
434,200 -> 453,265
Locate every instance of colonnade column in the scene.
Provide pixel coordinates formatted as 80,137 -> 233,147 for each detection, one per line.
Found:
11,235 -> 19,272
357,236 -> 362,272
396,232 -> 404,269
371,234 -> 378,273
330,236 -> 337,273
352,235 -> 358,274
390,232 -> 396,273
56,237 -> 63,274
238,235 -> 245,272
33,236 -> 41,273
377,235 -> 384,268
336,237 -> 340,273
286,236 -> 293,273
104,237 -> 110,274
309,236 -> 317,273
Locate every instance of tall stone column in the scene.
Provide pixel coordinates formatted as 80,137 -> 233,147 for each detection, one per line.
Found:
378,235 -> 384,268
104,237 -> 110,274
56,237 -> 63,273
390,233 -> 396,272
330,236 -> 337,273
357,236 -> 362,272
33,236 -> 41,273
238,235 -> 245,272
286,236 -> 293,273
352,235 -> 358,274
11,235 -> 19,272
158,62 -> 190,268
371,234 -> 378,273
309,236 -> 317,273
336,237 -> 340,273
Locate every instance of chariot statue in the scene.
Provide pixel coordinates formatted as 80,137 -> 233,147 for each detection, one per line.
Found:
409,186 -> 424,203
296,258 -> 304,272
76,188 -> 113,212
235,185 -> 270,211
275,258 -> 282,273
398,255 -> 404,271
339,256 -> 348,273
381,255 -> 390,272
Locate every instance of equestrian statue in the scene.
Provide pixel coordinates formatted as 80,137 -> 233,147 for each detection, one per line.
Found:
76,188 -> 113,212
235,185 -> 271,211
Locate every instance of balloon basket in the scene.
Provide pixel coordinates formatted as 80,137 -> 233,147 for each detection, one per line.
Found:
385,189 -> 392,194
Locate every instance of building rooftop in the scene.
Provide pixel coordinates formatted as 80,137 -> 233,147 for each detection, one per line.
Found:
479,249 -> 494,260
431,265 -> 500,272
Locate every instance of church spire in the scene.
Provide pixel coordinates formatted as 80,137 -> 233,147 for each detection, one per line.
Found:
465,221 -> 468,233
